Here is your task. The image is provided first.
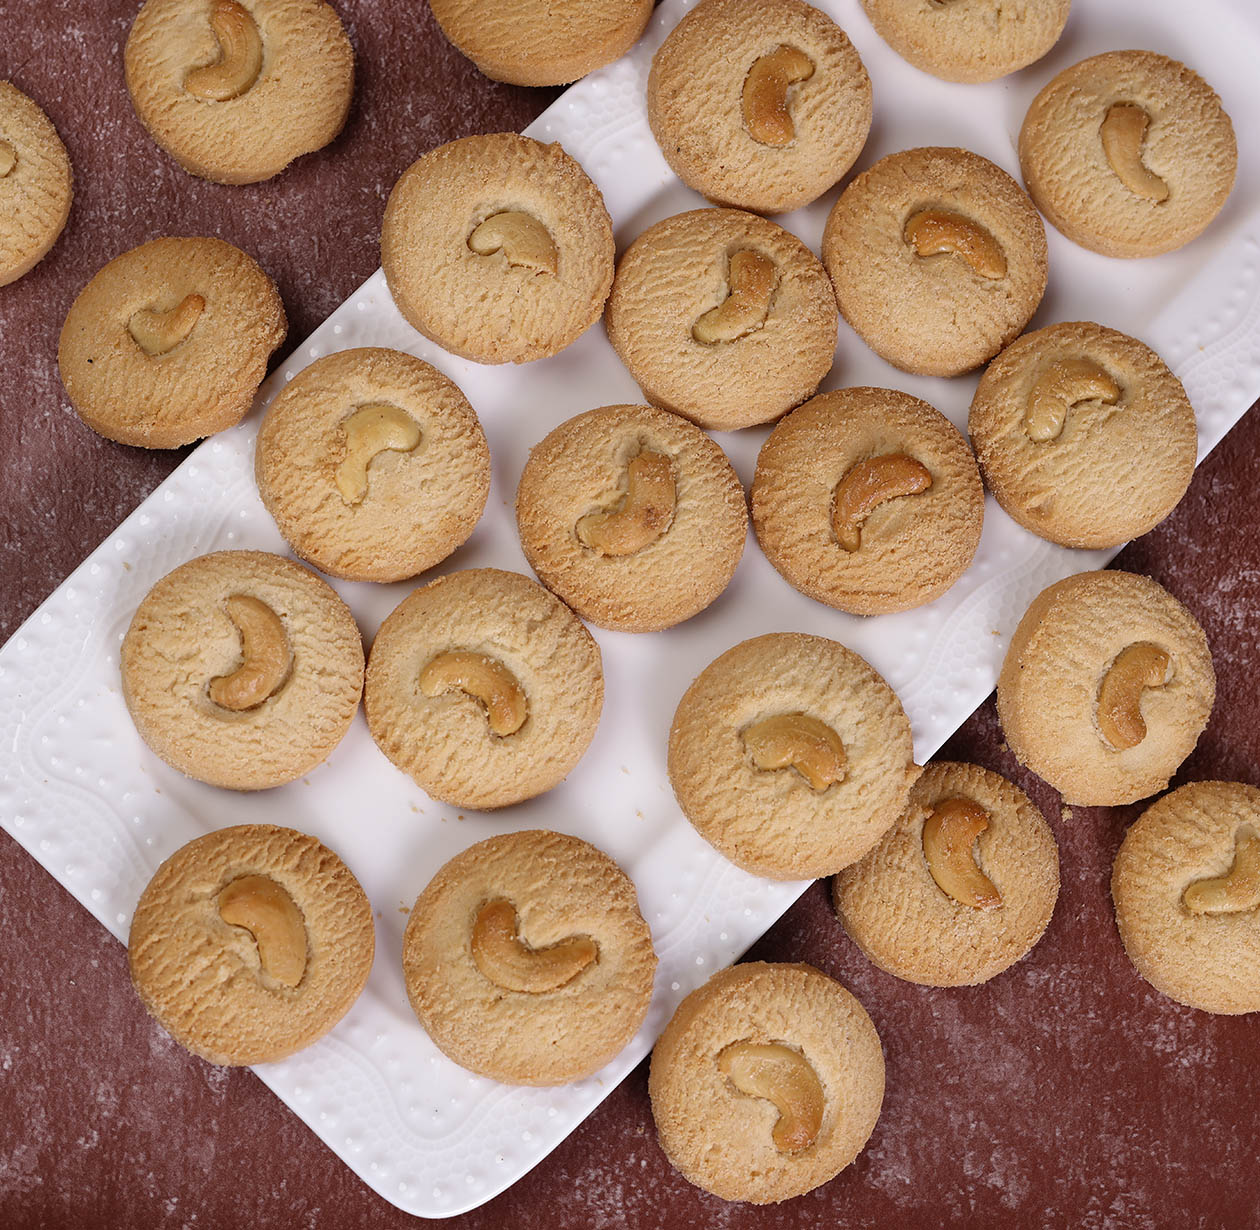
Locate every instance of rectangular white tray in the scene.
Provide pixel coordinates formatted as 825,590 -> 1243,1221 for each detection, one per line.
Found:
2,0 -> 1259,1218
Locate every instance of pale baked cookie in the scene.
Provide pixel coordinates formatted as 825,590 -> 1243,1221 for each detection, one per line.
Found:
752,388 -> 984,616
834,761 -> 1060,987
59,237 -> 286,449
1112,781 -> 1260,1015
604,209 -> 838,430
647,0 -> 872,215
403,830 -> 657,1084
365,569 -> 603,809
823,146 -> 1048,376
970,322 -> 1197,549
121,551 -> 364,791
429,0 -> 654,87
381,133 -> 614,365
129,824 -> 374,1065
0,82 -> 73,287
648,962 -> 884,1204
515,404 -> 747,633
859,0 -> 1070,84
125,0 -> 354,185
256,348 -> 490,583
997,571 -> 1215,807
1020,51 -> 1237,259
668,633 -> 919,880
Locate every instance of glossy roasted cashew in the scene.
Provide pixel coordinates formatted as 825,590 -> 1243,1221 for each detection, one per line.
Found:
185,0 -> 264,102
419,651 -> 528,736
0,140 -> 15,178
692,250 -> 777,344
467,211 -> 558,274
903,209 -> 1008,279
128,294 -> 206,357
1182,828 -> 1260,915
335,403 -> 422,505
575,450 -> 676,556
1100,103 -> 1170,203
831,454 -> 933,552
921,797 -> 1002,910
1024,357 -> 1121,443
741,46 -> 815,147
717,1041 -> 824,1152
470,898 -> 598,993
218,874 -> 307,987
208,594 -> 292,711
1096,642 -> 1173,751
742,712 -> 847,792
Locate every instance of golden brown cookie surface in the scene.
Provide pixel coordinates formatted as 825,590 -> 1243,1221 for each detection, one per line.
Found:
648,962 -> 885,1204
59,237 -> 286,449
0,81 -> 73,287
834,761 -> 1060,987
121,550 -> 365,790
668,632 -> 920,880
969,322 -> 1197,549
859,0 -> 1070,83
515,404 -> 747,632
604,208 -> 838,431
128,824 -> 374,1065
1113,781 -> 1260,1015
648,0 -> 872,215
402,830 -> 657,1084
997,571 -> 1215,807
429,0 -> 654,86
364,568 -> 603,810
752,387 -> 984,615
125,0 -> 354,185
822,146 -> 1047,377
381,133 -> 614,365
256,348 -> 490,583
1019,51 -> 1236,259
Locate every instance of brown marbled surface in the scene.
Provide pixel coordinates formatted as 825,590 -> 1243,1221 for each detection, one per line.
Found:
1,2 -> 1258,1227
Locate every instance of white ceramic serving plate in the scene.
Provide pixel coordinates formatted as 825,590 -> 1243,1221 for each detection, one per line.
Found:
2,0 -> 1259,1217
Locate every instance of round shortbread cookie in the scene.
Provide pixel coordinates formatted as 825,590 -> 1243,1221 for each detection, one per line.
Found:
859,0 -> 1070,84
1019,51 -> 1236,259
834,761 -> 1060,987
59,237 -> 286,449
668,632 -> 920,880
604,208 -> 839,431
969,322 -> 1197,549
381,133 -> 614,365
752,387 -> 984,616
364,569 -> 604,810
0,81 -> 73,287
429,0 -> 654,87
648,962 -> 885,1204
997,571 -> 1215,807
822,146 -> 1048,377
1112,781 -> 1260,1015
256,348 -> 491,583
128,824 -> 375,1065
125,0 -> 354,185
515,404 -> 748,633
647,0 -> 872,216
121,550 -> 365,791
402,830 -> 657,1084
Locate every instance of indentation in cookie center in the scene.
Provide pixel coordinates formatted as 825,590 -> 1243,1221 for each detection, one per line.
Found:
470,898 -> 598,993
1182,827 -> 1260,916
467,210 -> 558,275
575,449 -> 677,556
208,593 -> 293,711
831,453 -> 933,552
419,650 -> 529,736
127,293 -> 206,357
1024,356 -> 1121,443
335,402 -> 422,505
217,873 -> 308,987
742,712 -> 847,792
692,249 -> 777,344
716,1040 -> 825,1152
903,208 -> 1008,279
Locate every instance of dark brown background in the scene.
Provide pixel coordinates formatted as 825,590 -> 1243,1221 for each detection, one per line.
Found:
1,2 -> 1257,1227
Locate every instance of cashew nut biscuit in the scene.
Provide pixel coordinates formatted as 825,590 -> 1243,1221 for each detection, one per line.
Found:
604,209 -> 838,431
255,348 -> 490,583
834,761 -> 1060,987
1112,781 -> 1260,1015
0,82 -> 73,287
381,133 -> 614,365
121,550 -> 364,790
1019,51 -> 1236,259
969,322 -> 1197,549
752,387 -> 984,616
402,830 -> 656,1084
997,570 -> 1215,807
364,568 -> 603,809
124,0 -> 354,185
668,632 -> 920,880
58,237 -> 286,449
648,962 -> 884,1203
128,824 -> 374,1066
822,146 -> 1048,377
429,0 -> 654,87
647,0 -> 873,216
515,404 -> 747,632
858,0 -> 1070,84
